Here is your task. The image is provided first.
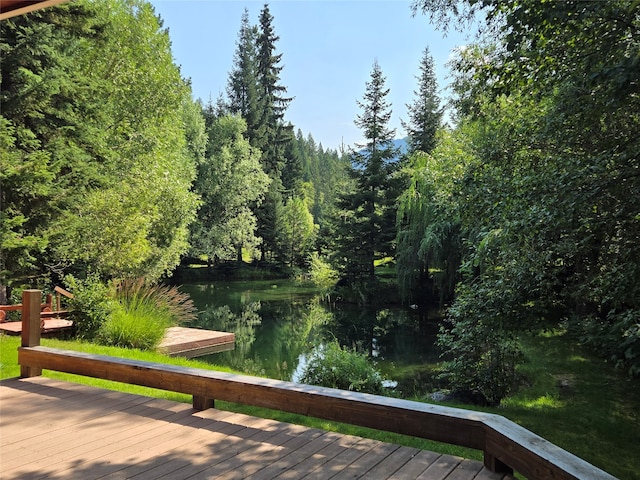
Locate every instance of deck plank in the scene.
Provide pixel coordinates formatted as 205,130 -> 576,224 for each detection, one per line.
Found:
0,377 -> 509,480
157,326 -> 235,357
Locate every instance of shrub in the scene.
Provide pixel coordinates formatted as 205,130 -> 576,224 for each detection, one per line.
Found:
437,317 -> 524,406
576,309 -> 640,377
298,342 -> 385,394
64,274 -> 114,339
97,279 -> 197,350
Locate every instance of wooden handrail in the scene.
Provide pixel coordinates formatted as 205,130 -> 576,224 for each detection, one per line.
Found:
1,287 -> 71,322
16,290 -> 617,480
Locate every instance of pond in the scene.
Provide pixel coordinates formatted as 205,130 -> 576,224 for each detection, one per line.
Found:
180,279 -> 443,390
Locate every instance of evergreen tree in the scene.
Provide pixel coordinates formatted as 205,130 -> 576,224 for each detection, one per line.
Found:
226,9 -> 261,148
252,3 -> 294,260
403,47 -> 442,154
255,3 -> 293,177
281,124 -> 304,198
336,61 -> 400,281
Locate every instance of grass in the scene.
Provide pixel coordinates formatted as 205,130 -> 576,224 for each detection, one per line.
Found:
96,279 -> 197,349
435,331 -> 640,480
501,331 -> 640,479
2,331 -> 639,479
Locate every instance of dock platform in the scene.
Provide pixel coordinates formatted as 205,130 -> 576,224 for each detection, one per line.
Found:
158,326 -> 235,358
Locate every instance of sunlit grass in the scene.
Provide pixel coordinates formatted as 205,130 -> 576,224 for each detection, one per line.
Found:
509,394 -> 565,410
568,355 -> 588,362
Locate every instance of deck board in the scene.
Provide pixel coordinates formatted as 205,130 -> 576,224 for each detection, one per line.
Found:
0,377 -> 511,480
157,326 -> 235,357
0,318 -> 74,336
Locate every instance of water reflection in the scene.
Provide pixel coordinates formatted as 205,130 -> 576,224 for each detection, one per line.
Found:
180,280 -> 440,382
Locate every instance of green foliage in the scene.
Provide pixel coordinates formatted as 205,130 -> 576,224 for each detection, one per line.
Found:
275,197 -> 317,267
402,46 -> 442,155
308,253 -> 339,300
1,0 -> 200,286
404,0 -> 640,384
64,274 -> 114,340
395,130 -> 468,305
226,9 -> 260,140
97,279 -> 197,350
574,310 -> 640,377
438,316 -> 524,406
335,61 -> 402,283
190,114 -> 270,263
299,342 -> 385,394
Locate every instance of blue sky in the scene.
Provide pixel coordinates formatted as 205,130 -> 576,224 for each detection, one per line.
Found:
150,1 -> 471,151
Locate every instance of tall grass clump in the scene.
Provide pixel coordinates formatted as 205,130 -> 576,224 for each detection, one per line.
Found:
299,342 -> 385,394
98,279 -> 197,350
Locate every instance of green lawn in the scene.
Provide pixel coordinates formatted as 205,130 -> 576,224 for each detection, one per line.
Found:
2,332 -> 638,479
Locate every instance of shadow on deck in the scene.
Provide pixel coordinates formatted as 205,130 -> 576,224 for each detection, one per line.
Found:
1,377 -> 506,480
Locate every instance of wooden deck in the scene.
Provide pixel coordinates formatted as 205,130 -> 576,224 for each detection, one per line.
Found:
157,326 -> 235,358
0,377 -> 509,480
0,318 -> 74,336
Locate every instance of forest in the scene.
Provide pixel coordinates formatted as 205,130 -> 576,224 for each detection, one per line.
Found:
1,0 -> 639,406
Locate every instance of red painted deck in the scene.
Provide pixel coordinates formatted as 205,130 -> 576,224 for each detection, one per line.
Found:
0,318 -> 73,336
0,377 -> 511,480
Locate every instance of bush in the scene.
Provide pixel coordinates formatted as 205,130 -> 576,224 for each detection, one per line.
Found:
64,274 -> 114,339
437,317 -> 524,406
298,342 -> 385,394
576,310 -> 640,377
97,279 -> 197,350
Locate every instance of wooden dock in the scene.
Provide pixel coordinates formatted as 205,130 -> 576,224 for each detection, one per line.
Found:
157,326 -> 235,358
0,377 -> 508,480
0,318 -> 74,336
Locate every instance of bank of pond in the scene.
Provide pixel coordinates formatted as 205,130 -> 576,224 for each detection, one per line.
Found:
179,279 -> 442,396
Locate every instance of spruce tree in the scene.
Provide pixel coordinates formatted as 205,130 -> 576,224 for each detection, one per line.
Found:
252,3 -> 294,261
403,47 -> 442,154
255,3 -> 293,177
226,9 -> 261,148
336,61 -> 400,281
281,124 -> 304,198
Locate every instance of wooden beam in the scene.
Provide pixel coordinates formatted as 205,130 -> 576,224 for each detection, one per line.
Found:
18,346 -> 487,450
0,0 -> 68,20
17,345 -> 617,479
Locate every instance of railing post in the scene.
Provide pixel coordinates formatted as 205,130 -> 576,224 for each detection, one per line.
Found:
20,289 -> 42,378
484,451 -> 513,475
193,395 -> 215,411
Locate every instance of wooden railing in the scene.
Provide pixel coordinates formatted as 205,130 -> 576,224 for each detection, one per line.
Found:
0,286 -> 73,323
16,290 -> 616,480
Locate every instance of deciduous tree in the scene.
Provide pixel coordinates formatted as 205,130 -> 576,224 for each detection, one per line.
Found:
190,114 -> 270,263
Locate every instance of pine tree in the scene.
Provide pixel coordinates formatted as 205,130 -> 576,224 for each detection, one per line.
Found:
226,9 -> 261,148
403,47 -> 442,154
249,3 -> 294,261
336,61 -> 400,281
255,3 -> 293,177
